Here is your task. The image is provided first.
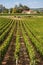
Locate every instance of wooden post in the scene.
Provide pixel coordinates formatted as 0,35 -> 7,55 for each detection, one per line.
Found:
16,59 -> 18,65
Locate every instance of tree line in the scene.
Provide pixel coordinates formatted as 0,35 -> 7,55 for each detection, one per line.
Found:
0,4 -> 30,13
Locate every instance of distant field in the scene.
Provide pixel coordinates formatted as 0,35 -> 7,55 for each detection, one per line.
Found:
0,16 -> 43,65
0,13 -> 43,16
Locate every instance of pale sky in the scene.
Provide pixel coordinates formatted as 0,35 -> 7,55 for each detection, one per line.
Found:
0,0 -> 43,8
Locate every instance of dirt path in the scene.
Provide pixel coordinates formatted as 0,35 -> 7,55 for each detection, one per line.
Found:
18,24 -> 30,65
18,39 -> 30,65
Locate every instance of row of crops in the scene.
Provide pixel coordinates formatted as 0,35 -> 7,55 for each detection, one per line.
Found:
0,18 -> 16,64
0,17 -> 43,65
22,17 -> 43,56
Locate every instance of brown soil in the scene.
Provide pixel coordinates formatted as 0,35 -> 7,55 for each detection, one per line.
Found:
17,26 -> 30,65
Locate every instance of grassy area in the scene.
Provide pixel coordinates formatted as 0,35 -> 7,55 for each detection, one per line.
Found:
0,13 -> 43,16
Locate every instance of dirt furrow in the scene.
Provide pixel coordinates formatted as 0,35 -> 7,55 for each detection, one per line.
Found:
18,25 -> 30,65
18,37 -> 30,65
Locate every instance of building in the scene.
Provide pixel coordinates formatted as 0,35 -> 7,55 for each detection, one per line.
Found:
22,10 -> 37,14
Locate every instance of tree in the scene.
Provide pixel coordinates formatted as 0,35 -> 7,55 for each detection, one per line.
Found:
15,5 -> 18,9
23,5 -> 30,10
8,4 -> 30,13
10,8 -> 13,13
14,4 -> 30,13
12,8 -> 17,13
3,9 -> 9,13
37,10 -> 40,14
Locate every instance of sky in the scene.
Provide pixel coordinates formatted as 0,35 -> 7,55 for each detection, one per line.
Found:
0,0 -> 43,8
